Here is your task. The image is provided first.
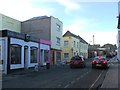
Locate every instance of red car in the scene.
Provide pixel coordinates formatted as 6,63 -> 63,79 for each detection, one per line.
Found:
70,56 -> 86,68
92,56 -> 109,69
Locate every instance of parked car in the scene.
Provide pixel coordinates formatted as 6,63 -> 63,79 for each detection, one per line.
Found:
92,56 -> 109,69
70,55 -> 86,68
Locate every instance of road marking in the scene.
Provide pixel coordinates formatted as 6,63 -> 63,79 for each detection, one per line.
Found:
71,81 -> 75,84
58,84 -> 61,87
89,70 -> 104,90
76,77 -> 80,81
64,70 -> 90,88
64,84 -> 70,88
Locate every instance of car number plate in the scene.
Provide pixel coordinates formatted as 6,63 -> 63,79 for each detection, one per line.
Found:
96,64 -> 101,66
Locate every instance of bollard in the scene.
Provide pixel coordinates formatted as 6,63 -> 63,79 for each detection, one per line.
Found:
46,63 -> 50,69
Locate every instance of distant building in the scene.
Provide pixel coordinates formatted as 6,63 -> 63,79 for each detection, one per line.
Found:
0,13 -> 21,33
62,31 -> 88,63
21,16 -> 63,65
88,44 -> 101,58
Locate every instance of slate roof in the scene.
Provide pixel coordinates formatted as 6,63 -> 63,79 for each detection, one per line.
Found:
28,16 -> 49,21
63,31 -> 88,44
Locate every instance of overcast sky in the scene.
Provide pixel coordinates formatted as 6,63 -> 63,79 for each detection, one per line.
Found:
0,0 -> 119,46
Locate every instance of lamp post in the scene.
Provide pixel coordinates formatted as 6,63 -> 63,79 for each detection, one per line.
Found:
93,35 -> 95,45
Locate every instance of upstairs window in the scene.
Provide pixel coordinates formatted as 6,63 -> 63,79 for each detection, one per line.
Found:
56,24 -> 60,31
74,41 -> 76,47
64,41 -> 69,46
56,37 -> 61,46
64,53 -> 69,59
77,42 -> 79,48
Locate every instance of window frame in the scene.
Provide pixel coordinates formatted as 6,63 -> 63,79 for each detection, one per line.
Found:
64,41 -> 69,47
10,44 -> 22,64
30,46 -> 38,63
56,37 -> 61,46
56,23 -> 61,31
64,53 -> 69,59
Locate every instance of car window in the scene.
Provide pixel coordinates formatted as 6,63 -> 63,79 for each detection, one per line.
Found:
95,57 -> 106,61
71,56 -> 82,61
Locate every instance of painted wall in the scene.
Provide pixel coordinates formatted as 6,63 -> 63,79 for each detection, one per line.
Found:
10,38 -> 38,69
62,37 -> 72,62
0,13 -> 21,33
51,16 -> 63,50
21,18 -> 51,40
40,44 -> 50,65
0,14 -> 2,29
62,36 -> 79,62
0,37 -> 8,74
79,42 -> 88,59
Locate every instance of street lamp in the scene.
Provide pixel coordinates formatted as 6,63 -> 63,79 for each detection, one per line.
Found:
93,35 -> 95,45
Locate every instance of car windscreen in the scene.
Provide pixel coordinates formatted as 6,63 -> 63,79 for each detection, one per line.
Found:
95,57 -> 106,61
71,56 -> 82,60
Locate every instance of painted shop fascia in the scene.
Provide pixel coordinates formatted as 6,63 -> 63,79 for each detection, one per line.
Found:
39,39 -> 51,66
0,30 -> 40,74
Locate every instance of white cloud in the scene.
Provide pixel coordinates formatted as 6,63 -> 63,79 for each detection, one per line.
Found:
63,29 -> 117,46
63,18 -> 100,34
56,0 -> 81,14
0,0 -> 55,21
63,18 -> 117,46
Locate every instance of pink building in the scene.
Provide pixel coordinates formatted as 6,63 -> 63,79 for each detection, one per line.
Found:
39,39 -> 51,65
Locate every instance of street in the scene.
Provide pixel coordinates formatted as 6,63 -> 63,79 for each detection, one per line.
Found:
2,59 -> 109,89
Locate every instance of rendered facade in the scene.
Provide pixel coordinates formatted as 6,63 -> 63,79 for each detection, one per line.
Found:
0,30 -> 39,74
21,16 -> 63,65
62,31 -> 88,63
0,13 -> 21,33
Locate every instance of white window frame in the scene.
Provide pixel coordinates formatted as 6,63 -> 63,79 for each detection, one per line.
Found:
56,23 -> 60,31
64,53 -> 69,59
56,37 -> 61,46
64,41 -> 69,46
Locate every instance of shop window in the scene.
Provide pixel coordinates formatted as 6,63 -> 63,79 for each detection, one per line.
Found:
10,44 -> 22,64
30,47 -> 38,63
56,52 -> 61,60
44,50 -> 49,62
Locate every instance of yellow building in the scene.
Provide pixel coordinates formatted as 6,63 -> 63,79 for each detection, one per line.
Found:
0,13 -> 21,33
62,31 -> 79,63
62,31 -> 88,63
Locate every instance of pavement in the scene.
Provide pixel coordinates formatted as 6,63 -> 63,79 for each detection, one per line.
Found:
100,56 -> 120,89
2,64 -> 65,81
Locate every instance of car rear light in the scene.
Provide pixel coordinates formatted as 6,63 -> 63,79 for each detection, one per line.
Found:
92,60 -> 97,64
102,61 -> 107,64
70,61 -> 74,63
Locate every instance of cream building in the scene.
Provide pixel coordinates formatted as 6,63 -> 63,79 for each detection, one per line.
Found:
0,13 -> 21,33
62,31 -> 88,63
